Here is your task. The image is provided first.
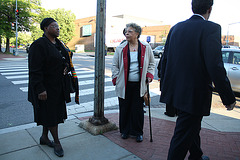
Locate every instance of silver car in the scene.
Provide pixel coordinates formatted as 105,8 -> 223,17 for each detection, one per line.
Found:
153,46 -> 164,58
222,48 -> 240,92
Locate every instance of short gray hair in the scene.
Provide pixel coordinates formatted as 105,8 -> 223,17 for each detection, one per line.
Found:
126,23 -> 142,39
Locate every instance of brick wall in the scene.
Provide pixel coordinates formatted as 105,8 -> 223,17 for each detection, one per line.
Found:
67,16 -> 96,51
67,17 -> 171,51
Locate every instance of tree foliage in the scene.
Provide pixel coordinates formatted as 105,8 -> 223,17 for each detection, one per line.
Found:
0,0 -> 42,52
0,0 -> 76,53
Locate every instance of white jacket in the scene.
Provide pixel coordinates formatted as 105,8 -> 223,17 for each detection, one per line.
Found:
111,40 -> 155,99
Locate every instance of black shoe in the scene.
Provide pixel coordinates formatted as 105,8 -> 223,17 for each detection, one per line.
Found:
189,155 -> 209,160
54,143 -> 64,157
121,133 -> 128,139
164,112 -> 176,117
201,156 -> 210,160
143,109 -> 146,113
40,137 -> 54,148
136,135 -> 143,142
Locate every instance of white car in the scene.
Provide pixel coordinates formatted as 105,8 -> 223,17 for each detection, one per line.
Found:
222,48 -> 240,92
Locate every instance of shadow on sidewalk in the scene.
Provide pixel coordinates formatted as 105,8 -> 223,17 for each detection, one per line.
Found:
81,113 -> 240,160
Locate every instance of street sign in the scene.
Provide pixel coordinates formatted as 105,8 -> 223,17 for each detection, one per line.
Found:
147,36 -> 151,43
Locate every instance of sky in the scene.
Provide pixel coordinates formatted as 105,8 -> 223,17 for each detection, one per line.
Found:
41,0 -> 240,36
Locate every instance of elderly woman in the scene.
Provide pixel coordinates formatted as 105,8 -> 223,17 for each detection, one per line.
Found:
112,23 -> 155,142
28,18 -> 79,157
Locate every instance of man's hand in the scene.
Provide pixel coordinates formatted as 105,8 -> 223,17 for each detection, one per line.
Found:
225,101 -> 236,111
38,91 -> 47,101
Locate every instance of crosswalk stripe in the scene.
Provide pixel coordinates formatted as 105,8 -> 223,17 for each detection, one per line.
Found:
1,71 -> 28,75
12,80 -> 28,85
76,70 -> 94,74
6,73 -> 95,80
19,78 -> 113,92
73,86 -> 115,97
0,68 -> 28,72
75,68 -> 92,71
1,71 -> 92,76
20,85 -> 115,96
76,74 -> 94,79
0,67 -> 88,73
12,77 -> 113,86
79,78 -> 112,86
6,75 -> 28,79
0,66 -> 27,70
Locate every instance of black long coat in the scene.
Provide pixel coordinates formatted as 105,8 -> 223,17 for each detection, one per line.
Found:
160,15 -> 235,116
28,36 -> 70,127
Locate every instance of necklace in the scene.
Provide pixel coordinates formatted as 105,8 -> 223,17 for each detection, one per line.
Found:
130,43 -> 137,52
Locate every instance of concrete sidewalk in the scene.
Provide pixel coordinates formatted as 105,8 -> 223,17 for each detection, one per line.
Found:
0,52 -> 26,61
0,106 -> 240,160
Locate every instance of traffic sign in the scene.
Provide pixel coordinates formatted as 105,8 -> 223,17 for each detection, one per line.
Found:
147,36 -> 151,43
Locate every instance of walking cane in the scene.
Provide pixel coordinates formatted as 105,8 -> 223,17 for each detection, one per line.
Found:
147,83 -> 153,142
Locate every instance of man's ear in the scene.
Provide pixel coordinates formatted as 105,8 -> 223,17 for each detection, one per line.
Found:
208,6 -> 212,15
205,6 -> 212,20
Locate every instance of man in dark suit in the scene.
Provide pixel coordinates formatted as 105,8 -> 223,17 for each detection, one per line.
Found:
158,56 -> 177,117
160,0 -> 236,159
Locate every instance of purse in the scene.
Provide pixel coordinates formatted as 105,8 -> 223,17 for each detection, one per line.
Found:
66,73 -> 75,93
63,73 -> 75,103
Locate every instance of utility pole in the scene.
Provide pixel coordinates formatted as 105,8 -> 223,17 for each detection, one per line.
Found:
79,0 -> 117,134
89,0 -> 108,125
15,0 -> 18,56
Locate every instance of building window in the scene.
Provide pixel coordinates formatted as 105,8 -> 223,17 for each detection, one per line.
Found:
82,25 -> 92,37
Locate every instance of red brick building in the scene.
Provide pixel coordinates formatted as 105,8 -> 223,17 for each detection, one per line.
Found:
67,15 -> 171,51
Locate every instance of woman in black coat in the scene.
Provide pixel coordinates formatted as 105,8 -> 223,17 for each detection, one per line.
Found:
28,18 -> 78,157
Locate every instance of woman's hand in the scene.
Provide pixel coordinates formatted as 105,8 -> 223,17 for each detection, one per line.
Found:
112,77 -> 117,86
38,91 -> 47,100
146,77 -> 152,84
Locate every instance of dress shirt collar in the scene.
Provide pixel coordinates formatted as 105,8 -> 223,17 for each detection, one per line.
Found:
194,14 -> 206,20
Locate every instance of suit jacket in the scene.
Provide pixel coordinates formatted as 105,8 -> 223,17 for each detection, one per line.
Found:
160,15 -> 235,116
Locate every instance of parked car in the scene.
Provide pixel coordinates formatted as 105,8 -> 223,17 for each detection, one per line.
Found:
222,48 -> 240,93
153,46 -> 164,58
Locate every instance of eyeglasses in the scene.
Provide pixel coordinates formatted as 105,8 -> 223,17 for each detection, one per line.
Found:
49,25 -> 60,29
125,30 -> 134,34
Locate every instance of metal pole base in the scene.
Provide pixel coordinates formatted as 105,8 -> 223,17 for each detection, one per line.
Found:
89,116 -> 109,126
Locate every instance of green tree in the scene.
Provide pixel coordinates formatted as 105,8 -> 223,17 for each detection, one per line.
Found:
11,32 -> 32,46
49,8 -> 76,43
31,8 -> 76,43
0,0 -> 41,53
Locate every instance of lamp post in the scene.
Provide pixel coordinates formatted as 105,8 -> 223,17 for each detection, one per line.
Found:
15,0 -> 18,56
226,22 -> 240,47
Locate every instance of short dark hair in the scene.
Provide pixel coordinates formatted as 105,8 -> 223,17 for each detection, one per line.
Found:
192,0 -> 213,15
